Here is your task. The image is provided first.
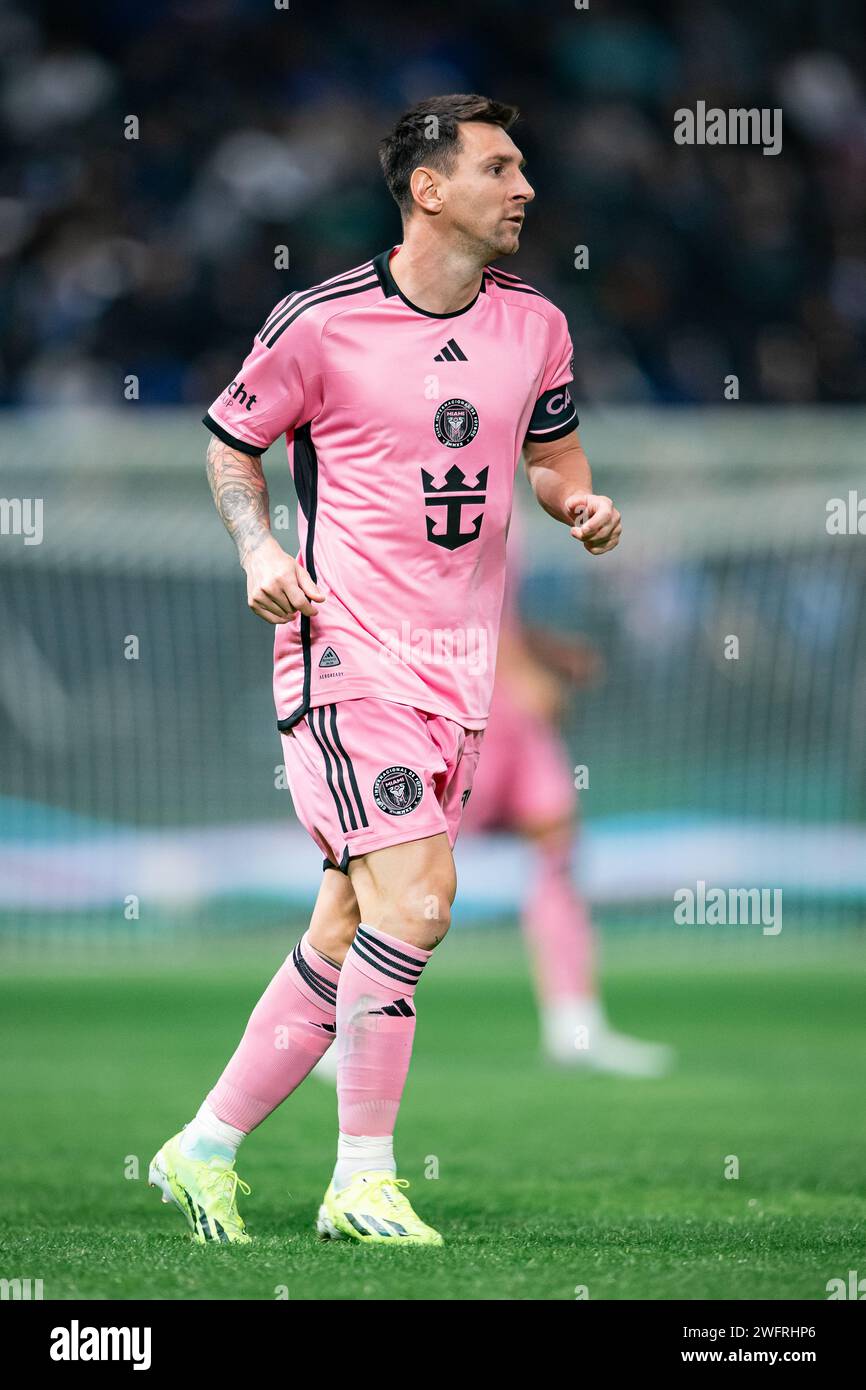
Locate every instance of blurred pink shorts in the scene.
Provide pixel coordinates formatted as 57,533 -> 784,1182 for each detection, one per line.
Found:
461,681 -> 576,833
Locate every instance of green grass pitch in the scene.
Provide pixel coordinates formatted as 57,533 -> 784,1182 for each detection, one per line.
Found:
2,925 -> 864,1300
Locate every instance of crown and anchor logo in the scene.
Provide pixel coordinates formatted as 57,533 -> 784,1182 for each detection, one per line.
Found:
421,461 -> 488,552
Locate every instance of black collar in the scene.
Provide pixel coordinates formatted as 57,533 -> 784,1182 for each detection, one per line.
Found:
373,246 -> 488,319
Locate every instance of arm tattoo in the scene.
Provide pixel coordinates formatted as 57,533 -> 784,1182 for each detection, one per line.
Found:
206,436 -> 272,564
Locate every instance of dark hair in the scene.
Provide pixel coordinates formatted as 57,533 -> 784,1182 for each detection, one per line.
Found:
378,94 -> 520,220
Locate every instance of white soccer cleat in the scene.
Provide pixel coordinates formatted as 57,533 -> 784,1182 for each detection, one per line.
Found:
542,999 -> 676,1077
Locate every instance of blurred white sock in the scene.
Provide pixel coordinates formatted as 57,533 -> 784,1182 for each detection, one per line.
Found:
543,996 -> 606,1058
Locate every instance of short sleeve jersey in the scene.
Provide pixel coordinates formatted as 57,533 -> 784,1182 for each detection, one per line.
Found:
204,244 -> 578,731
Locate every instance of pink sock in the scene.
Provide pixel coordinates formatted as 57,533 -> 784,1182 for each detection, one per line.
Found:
336,923 -> 431,1137
522,831 -> 595,1005
207,932 -> 339,1132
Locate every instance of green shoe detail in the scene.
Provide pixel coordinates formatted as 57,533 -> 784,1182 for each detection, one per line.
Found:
316,1170 -> 443,1247
149,1132 -> 252,1245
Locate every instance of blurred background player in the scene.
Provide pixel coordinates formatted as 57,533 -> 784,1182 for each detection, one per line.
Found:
460,503 -> 674,1076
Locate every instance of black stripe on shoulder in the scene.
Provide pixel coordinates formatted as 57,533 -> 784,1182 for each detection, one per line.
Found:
258,260 -> 374,342
484,268 -> 548,301
309,257 -> 375,294
202,412 -> 265,456
258,293 -> 296,341
261,268 -> 378,348
486,265 -> 523,281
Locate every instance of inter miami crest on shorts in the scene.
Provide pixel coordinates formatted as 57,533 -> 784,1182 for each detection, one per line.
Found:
372,766 -> 424,816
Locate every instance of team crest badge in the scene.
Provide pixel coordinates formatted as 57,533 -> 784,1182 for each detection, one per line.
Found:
372,765 -> 424,816
434,398 -> 479,448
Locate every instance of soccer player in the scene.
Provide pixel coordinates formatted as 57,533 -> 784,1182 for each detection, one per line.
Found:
149,93 -> 622,1247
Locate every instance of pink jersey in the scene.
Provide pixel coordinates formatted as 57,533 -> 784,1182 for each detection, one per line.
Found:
204,244 -> 577,731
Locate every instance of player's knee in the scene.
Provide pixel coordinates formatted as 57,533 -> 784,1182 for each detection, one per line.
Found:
312,912 -> 357,965
351,839 -> 456,948
404,885 -> 452,941
388,867 -> 455,947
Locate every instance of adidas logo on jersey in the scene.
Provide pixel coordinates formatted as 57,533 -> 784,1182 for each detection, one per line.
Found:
433,338 -> 467,362
318,647 -> 341,667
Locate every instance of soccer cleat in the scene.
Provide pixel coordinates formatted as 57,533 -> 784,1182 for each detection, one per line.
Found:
148,1131 -> 252,1245
542,999 -> 675,1077
316,1170 -> 443,1246
545,1027 -> 676,1077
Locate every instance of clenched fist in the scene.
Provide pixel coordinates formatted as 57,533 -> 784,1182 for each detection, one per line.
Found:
563,492 -> 622,555
243,536 -> 326,624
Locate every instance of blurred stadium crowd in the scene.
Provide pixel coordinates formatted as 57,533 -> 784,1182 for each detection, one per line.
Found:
2,0 -> 865,408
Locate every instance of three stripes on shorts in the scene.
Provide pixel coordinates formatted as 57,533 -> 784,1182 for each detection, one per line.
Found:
307,704 -> 369,835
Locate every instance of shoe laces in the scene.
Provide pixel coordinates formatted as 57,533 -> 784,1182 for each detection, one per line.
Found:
365,1175 -> 410,1209
200,1158 -> 251,1210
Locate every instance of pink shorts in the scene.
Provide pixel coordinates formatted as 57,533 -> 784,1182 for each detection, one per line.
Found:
460,681 -> 576,832
280,697 -> 484,872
